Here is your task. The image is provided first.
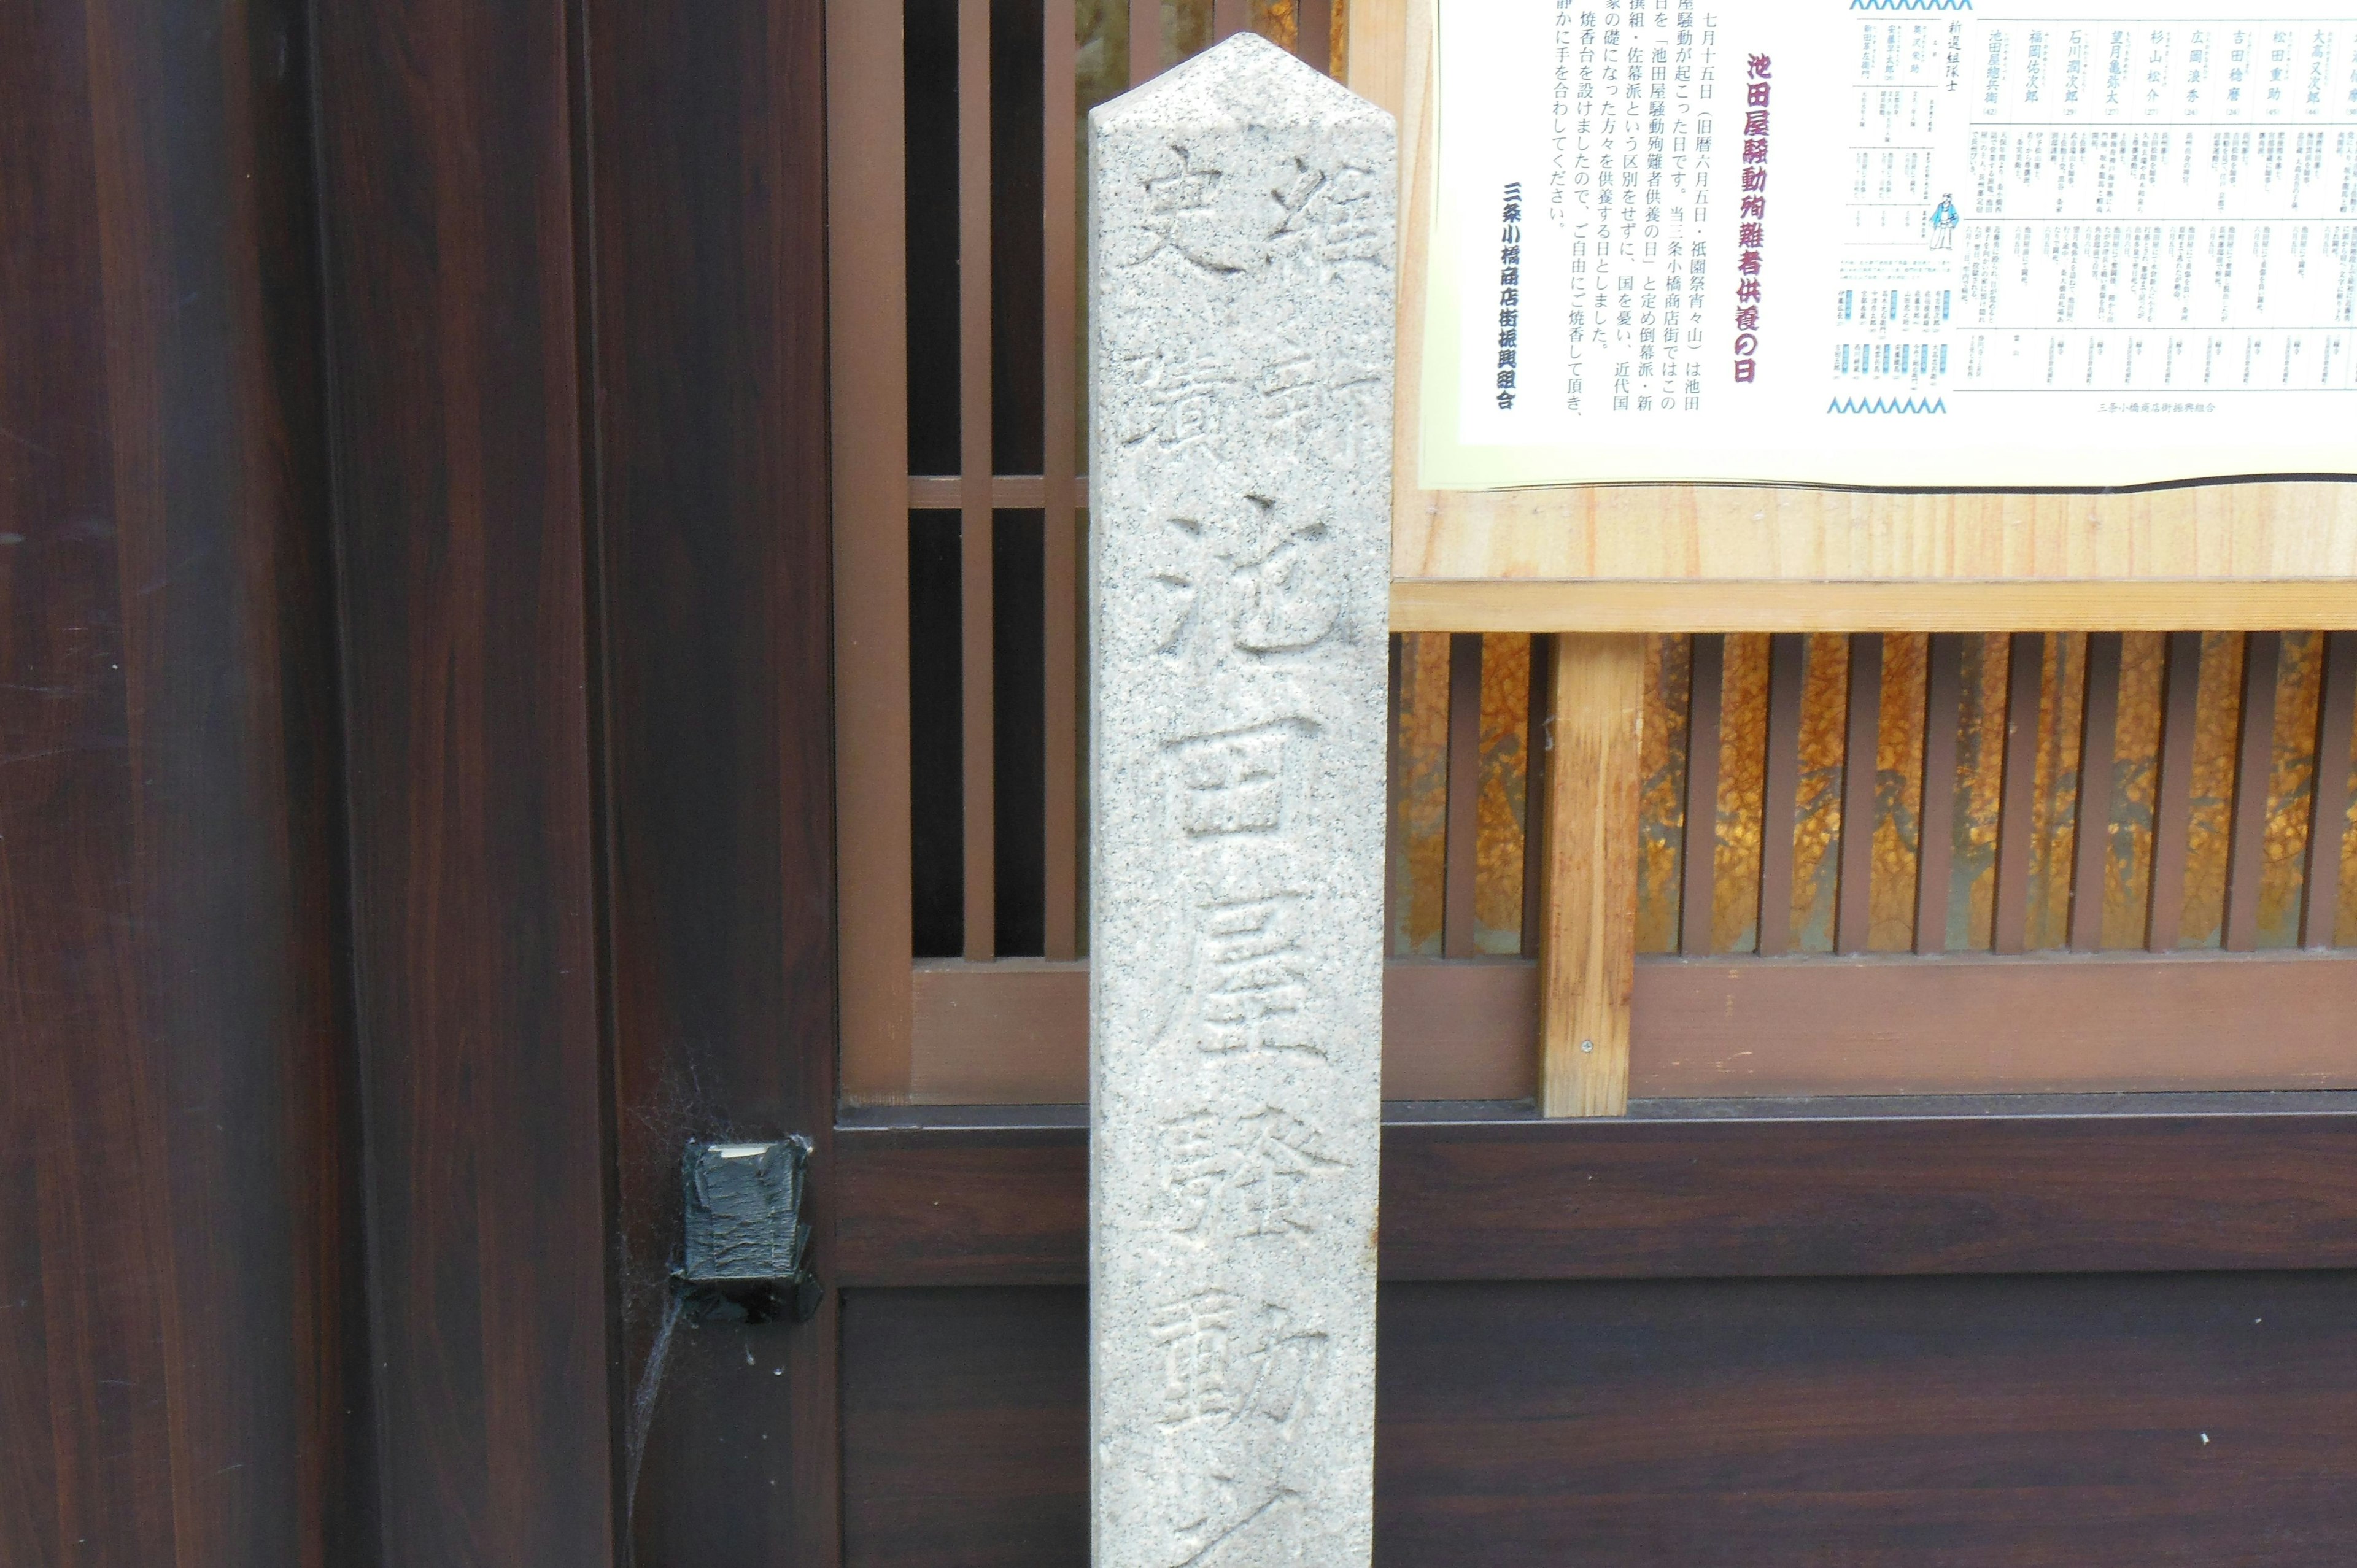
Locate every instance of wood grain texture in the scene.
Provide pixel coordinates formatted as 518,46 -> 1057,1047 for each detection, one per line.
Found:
2226,633 -> 2282,952
958,0 -> 996,962
2072,633 -> 2124,951
1637,953 -> 2357,1096
312,0 -> 616,1554
1755,635 -> 1806,957
0,1 -> 366,1559
832,0 -> 916,1100
1389,577 -> 2357,631
1539,635 -> 1644,1114
584,0 -> 838,1554
902,949 -> 2357,1103
905,957 -> 1539,1103
1042,0 -> 1080,962
2148,631 -> 2205,949
1915,633 -> 1965,952
1680,635 -> 1723,955
2306,632 -> 2356,948
834,1102 -> 2357,1284
1836,635 -> 1881,954
1377,1272 -> 2357,1564
832,1272 -> 2357,1564
1442,633 -> 1482,957
842,1287 -> 1088,1568
1992,633 -> 2043,955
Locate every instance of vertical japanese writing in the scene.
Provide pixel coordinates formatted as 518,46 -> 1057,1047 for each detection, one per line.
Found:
1734,52 -> 1771,382
1496,184 -> 1525,408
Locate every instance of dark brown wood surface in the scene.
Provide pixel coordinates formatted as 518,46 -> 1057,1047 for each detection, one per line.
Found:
0,1 -> 366,1562
842,1288 -> 1087,1568
1377,1272 -> 2357,1565
582,0 -> 840,1553
311,0 -> 616,1556
835,1099 -> 2357,1287
837,1272 -> 2357,1566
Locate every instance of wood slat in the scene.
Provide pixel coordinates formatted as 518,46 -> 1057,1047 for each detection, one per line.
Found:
2070,633 -> 2124,952
907,471 -> 1091,509
1298,0 -> 1333,71
898,949 -> 2357,1105
832,1098 -> 2357,1286
1681,634 -> 1724,956
1915,634 -> 1964,954
1128,0 -> 1157,82
831,0 -> 916,1097
1214,0 -> 1248,40
2306,632 -> 2357,949
313,0 -> 617,1550
959,0 -> 996,960
1522,633 -> 1552,955
1756,633 -> 1808,957
2226,633 -> 2284,952
1442,632 -> 1483,959
1539,635 -> 1644,1116
1042,0 -> 1080,961
0,5 -> 361,1554
1993,633 -> 2045,956
2148,631 -> 2205,951
1388,579 -> 2357,634
594,0 -> 842,1550
1837,634 -> 1882,955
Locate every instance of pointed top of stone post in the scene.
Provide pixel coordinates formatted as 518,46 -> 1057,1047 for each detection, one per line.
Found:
1091,29 -> 1391,136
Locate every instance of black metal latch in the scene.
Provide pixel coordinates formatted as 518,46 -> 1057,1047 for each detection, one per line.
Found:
677,1137 -> 822,1323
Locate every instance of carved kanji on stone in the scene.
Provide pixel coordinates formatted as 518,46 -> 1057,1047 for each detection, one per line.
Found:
1089,32 -> 1395,1568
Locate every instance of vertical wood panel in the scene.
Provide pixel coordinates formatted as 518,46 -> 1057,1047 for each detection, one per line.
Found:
312,0 -> 617,1554
2070,633 -> 2124,952
589,0 -> 841,1554
1914,633 -> 1964,954
2306,632 -> 2356,949
1522,633 -> 1552,955
1539,635 -> 1643,1118
1298,0 -> 1333,70
1042,0 -> 1080,961
960,0 -> 998,960
832,0 -> 916,1098
1442,633 -> 1482,959
1681,635 -> 1724,956
1992,632 -> 2043,955
1836,633 -> 1881,956
1755,634 -> 1806,957
0,1 -> 365,1560
2225,633 -> 2283,952
1215,0 -> 1250,39
1129,0 -> 1158,82
2148,631 -> 2205,951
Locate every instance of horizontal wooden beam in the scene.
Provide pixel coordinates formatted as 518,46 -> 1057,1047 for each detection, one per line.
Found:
832,1099 -> 2357,1286
893,952 -> 2357,1105
907,473 -> 1094,510
1389,577 -> 2357,633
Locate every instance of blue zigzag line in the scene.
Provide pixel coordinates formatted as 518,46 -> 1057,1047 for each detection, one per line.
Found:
1827,396 -> 1949,415
1850,0 -> 1971,10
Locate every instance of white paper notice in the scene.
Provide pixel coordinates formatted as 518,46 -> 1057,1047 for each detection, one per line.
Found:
1423,1 -> 2357,487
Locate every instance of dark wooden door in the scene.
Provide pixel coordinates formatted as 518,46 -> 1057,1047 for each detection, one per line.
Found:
11,2 -> 2357,1567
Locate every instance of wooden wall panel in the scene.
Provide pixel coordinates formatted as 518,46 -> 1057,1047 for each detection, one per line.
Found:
1377,1273 -> 2357,1565
835,1102 -> 2357,1286
312,0 -> 616,1557
835,1275 -> 2357,1566
0,1 -> 366,1562
584,0 -> 840,1554
842,1288 -> 1087,1568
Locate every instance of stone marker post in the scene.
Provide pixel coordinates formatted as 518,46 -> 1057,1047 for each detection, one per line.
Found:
1089,34 -> 1395,1568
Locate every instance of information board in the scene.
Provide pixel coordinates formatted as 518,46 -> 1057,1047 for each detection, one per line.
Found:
1423,1 -> 2357,489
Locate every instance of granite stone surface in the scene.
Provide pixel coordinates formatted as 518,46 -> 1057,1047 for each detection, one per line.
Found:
1088,33 -> 1396,1568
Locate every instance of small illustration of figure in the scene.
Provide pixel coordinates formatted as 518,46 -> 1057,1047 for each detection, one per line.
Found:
1929,193 -> 1959,250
